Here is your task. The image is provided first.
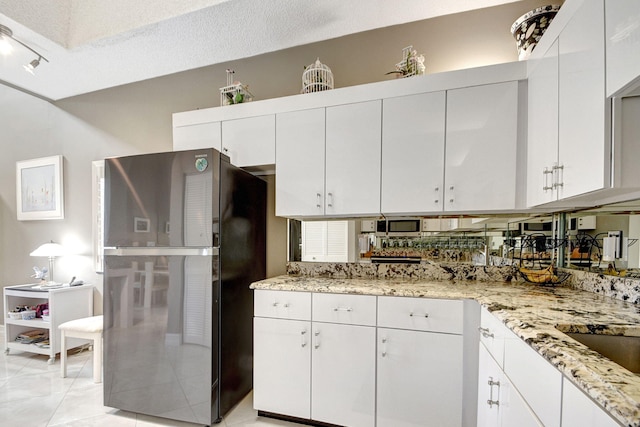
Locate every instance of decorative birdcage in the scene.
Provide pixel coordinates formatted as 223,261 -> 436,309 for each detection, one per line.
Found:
302,58 -> 334,94
219,69 -> 254,106
388,46 -> 425,78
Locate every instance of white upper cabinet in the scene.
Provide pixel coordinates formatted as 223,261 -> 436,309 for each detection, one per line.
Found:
173,121 -> 222,152
527,39 -> 559,207
445,81 -> 519,212
558,0 -> 608,200
381,92 -> 446,215
221,114 -> 276,167
606,0 -> 640,96
325,101 -> 382,217
527,0 -> 613,207
276,108 -> 326,217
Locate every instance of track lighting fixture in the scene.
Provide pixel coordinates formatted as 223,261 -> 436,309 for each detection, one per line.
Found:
23,57 -> 41,74
0,23 -> 49,74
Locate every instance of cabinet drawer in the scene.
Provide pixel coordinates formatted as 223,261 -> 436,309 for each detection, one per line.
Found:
254,290 -> 311,320
312,293 -> 376,326
377,296 -> 463,334
479,307 -> 509,367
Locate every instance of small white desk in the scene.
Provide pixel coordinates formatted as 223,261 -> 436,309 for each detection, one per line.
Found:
3,283 -> 94,364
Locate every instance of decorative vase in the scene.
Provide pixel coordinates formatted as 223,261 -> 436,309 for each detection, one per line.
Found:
511,5 -> 561,61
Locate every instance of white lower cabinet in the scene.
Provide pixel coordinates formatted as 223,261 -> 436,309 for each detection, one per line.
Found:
311,322 -> 376,426
377,327 -> 462,427
253,317 -> 311,419
477,343 -> 542,427
561,377 -> 620,427
253,290 -> 312,418
503,329 -> 562,427
376,296 -> 464,427
254,290 -> 375,426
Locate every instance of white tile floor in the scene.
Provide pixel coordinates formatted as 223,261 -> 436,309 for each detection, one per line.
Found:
0,326 -> 302,427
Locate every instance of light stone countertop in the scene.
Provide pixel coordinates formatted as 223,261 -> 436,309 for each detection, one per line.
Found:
251,275 -> 640,426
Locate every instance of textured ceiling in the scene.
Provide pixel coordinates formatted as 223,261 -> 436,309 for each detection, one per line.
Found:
0,0 -> 521,100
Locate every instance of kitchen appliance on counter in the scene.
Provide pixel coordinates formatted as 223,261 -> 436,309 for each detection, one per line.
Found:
103,148 -> 266,425
375,218 -> 422,236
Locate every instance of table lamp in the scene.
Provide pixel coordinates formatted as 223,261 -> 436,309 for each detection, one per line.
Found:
30,241 -> 65,284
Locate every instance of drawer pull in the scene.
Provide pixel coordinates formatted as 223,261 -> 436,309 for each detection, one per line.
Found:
409,312 -> 429,318
333,307 -> 353,312
272,302 -> 290,308
487,376 -> 500,408
478,327 -> 494,338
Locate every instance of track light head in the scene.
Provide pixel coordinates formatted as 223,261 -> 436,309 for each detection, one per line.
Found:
24,57 -> 40,74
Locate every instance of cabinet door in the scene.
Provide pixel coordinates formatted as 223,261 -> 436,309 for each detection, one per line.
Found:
276,108 -> 326,217
381,92 -> 445,215
561,377 -> 619,427
477,343 -> 502,427
503,331 -> 562,427
253,317 -> 311,419
558,0 -> 608,200
221,114 -> 275,167
478,344 -> 542,427
606,0 -> 640,96
527,39 -> 559,207
311,322 -> 375,427
377,328 -> 462,427
445,82 -> 518,212
173,121 -> 222,152
325,101 -> 382,216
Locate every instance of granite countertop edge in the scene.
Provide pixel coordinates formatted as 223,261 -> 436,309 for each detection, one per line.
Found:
251,275 -> 640,427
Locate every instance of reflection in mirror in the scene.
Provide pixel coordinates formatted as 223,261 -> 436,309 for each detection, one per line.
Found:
287,199 -> 640,277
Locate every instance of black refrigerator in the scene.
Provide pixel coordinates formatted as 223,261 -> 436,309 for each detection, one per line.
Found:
102,148 -> 266,425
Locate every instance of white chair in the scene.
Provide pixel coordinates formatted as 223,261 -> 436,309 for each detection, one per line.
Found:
59,315 -> 104,383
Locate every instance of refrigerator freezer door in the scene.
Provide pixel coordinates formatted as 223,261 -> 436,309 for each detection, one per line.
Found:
104,149 -> 220,248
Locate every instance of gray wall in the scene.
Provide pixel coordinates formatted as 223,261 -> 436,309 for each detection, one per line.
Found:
0,0 -> 554,320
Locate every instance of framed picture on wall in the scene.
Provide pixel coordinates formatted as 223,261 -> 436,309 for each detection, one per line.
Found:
134,216 -> 150,233
16,155 -> 64,220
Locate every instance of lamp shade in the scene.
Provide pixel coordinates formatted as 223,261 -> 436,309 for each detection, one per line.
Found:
30,242 -> 66,257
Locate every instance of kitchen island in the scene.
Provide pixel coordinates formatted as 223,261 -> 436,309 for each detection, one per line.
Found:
251,275 -> 640,426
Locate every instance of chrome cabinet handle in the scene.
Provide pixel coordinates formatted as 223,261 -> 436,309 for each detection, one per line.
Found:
381,337 -> 387,358
409,312 -> 429,318
543,167 -> 554,191
316,193 -> 322,208
478,327 -> 494,338
327,192 -> 333,208
333,307 -> 353,312
272,302 -> 290,308
314,330 -> 320,349
553,164 -> 564,189
301,330 -> 307,348
487,376 -> 500,408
